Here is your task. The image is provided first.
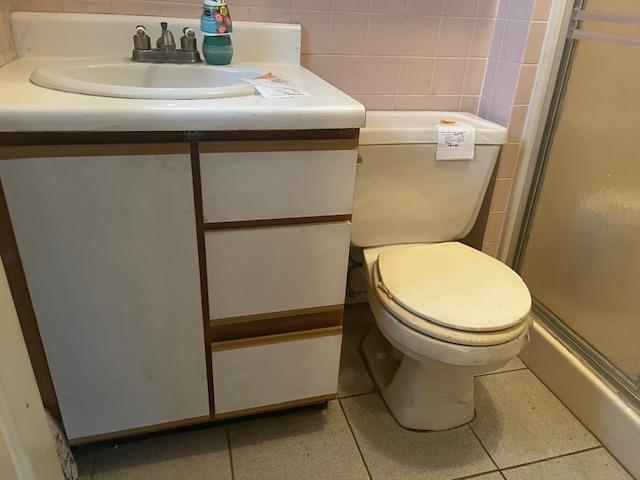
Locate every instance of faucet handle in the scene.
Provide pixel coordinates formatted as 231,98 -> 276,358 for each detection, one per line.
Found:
181,28 -> 198,52
157,21 -> 176,51
133,25 -> 151,50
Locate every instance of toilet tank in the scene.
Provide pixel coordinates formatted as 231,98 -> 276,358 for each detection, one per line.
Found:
351,111 -> 508,247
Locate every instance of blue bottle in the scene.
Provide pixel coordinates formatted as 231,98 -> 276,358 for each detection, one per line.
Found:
201,0 -> 233,65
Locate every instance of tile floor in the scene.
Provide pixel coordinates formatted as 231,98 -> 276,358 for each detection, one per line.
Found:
74,303 -> 635,480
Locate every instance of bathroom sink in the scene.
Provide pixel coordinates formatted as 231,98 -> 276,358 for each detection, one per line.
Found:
30,59 -> 261,100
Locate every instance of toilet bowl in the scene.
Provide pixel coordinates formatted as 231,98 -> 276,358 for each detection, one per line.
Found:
351,111 -> 531,430
361,242 -> 531,430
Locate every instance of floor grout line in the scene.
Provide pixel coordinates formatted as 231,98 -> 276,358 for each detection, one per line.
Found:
225,425 -> 236,480
475,367 -> 529,378
468,421 -> 502,474
337,397 -> 374,480
452,468 -> 502,480
499,445 -> 604,472
337,390 -> 377,401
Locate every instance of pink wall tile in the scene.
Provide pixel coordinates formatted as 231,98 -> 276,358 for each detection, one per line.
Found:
490,177 -> 512,211
406,0 -> 442,15
428,95 -> 462,110
329,11 -> 368,54
352,94 -> 395,110
291,0 -> 329,10
460,95 -> 480,113
331,0 -> 369,13
397,57 -> 434,94
507,104 -> 528,141
432,58 -> 466,95
437,18 -> 474,57
484,211 -> 506,242
395,95 -> 431,110
62,0 -> 112,14
371,0 -> 406,14
10,0 -> 61,10
463,58 -> 486,95
248,6 -> 290,22
523,21 -> 546,63
496,142 -> 520,178
363,56 -> 401,95
367,13 -> 405,56
476,0 -> 499,18
442,0 -> 476,17
291,9 -> 330,54
514,63 -> 536,104
532,0 -> 551,21
402,15 -> 439,57
469,18 -> 494,57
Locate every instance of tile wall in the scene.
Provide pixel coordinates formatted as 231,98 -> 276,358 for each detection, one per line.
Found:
2,0 -> 552,253
478,0 -> 551,256
1,0 -> 14,65
7,0 -> 501,112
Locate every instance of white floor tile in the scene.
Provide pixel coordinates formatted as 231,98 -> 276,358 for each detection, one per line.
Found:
342,393 -> 496,480
502,448 -> 633,479
471,369 -> 600,468
229,400 -> 369,480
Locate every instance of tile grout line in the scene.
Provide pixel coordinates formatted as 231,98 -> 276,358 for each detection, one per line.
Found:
467,421 -> 502,474
499,445 -> 604,473
225,425 -> 236,480
337,390 -> 377,401
451,468 -> 502,480
337,397 -> 374,480
475,366 -> 528,378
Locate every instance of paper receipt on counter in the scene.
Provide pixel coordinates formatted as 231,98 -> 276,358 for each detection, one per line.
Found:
246,72 -> 311,99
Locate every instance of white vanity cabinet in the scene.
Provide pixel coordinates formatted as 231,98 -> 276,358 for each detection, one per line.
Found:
0,146 -> 210,441
0,136 -> 359,441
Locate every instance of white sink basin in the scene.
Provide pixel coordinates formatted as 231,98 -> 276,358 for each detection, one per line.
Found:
30,58 -> 261,100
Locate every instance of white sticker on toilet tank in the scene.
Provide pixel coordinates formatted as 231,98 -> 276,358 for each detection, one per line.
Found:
436,123 -> 476,160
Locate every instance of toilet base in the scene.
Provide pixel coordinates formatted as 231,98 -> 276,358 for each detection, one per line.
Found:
363,327 -> 475,431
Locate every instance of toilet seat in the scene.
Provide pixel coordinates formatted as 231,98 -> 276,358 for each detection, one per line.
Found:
373,242 -> 532,346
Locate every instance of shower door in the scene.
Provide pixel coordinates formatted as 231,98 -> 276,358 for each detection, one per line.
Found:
515,0 -> 640,406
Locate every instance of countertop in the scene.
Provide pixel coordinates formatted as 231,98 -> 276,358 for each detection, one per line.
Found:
0,58 -> 365,133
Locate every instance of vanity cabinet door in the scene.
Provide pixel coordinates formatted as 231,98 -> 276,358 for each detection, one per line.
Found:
0,151 -> 210,441
200,149 -> 358,223
206,222 -> 351,320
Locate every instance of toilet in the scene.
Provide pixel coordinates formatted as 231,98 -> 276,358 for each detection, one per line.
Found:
352,111 -> 532,431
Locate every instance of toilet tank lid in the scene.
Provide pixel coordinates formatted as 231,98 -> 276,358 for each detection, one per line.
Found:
360,111 -> 508,146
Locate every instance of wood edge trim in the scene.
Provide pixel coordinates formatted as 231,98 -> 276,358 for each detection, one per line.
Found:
211,304 -> 344,327
211,326 -> 343,352
0,143 -> 190,159
190,142 -> 215,415
68,415 -> 213,446
0,129 -> 360,147
204,215 -> 352,231
69,394 -> 336,444
213,394 -> 336,421
198,139 -> 359,153
0,180 -> 62,422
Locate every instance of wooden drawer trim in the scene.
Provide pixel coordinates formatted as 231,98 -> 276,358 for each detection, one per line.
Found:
204,215 -> 352,231
210,305 -> 343,342
0,129 -> 359,147
213,394 -> 335,421
211,325 -> 342,352
0,143 -> 190,159
199,139 -> 358,153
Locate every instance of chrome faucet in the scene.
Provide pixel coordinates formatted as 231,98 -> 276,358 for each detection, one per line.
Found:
131,22 -> 201,64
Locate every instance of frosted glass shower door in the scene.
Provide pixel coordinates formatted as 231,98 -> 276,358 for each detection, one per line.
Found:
518,1 -> 640,394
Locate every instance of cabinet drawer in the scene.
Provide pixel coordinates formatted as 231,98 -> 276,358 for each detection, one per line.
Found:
206,222 -> 351,319
200,149 -> 358,223
212,328 -> 342,415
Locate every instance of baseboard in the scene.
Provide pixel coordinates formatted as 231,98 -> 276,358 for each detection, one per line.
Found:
520,318 -> 640,478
